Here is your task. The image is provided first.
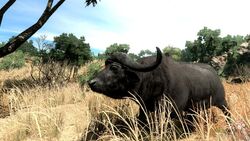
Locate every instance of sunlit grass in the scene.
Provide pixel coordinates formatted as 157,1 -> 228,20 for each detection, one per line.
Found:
0,65 -> 249,141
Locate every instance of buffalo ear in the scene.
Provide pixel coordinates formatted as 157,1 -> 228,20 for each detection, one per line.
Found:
125,70 -> 140,84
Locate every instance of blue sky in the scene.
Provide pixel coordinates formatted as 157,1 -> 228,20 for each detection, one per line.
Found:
0,0 -> 250,54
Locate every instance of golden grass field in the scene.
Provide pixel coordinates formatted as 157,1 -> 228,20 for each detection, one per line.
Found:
0,64 -> 249,141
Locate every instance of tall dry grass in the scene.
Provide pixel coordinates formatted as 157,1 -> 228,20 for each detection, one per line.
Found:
0,65 -> 249,141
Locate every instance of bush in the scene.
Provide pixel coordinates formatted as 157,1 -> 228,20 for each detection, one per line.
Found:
78,61 -> 103,86
31,59 -> 78,88
223,47 -> 250,82
0,51 -> 25,70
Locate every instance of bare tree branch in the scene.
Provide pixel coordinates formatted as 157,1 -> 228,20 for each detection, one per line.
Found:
0,0 -> 65,58
0,0 -> 16,26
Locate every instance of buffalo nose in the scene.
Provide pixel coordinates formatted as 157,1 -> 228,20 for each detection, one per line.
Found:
88,79 -> 97,87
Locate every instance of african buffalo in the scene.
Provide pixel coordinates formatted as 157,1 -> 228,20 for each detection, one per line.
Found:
88,47 -> 230,128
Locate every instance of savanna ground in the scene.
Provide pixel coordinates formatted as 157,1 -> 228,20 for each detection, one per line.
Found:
0,63 -> 249,141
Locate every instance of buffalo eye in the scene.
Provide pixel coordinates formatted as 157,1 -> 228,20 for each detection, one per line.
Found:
110,65 -> 120,73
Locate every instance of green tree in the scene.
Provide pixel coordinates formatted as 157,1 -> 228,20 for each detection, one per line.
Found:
51,33 -> 92,66
243,34 -> 250,43
17,40 -> 38,56
182,27 -> 249,79
182,27 -> 245,63
0,42 -> 5,47
221,35 -> 244,53
138,49 -> 155,58
183,27 -> 221,63
6,37 -> 38,56
128,53 -> 140,61
222,35 -> 249,77
163,46 -> 182,61
105,43 -> 130,55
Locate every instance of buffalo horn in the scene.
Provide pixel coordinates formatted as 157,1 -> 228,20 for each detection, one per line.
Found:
108,47 -> 162,72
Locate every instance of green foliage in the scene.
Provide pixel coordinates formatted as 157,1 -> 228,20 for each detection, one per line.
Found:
181,27 -> 249,79
96,53 -> 107,60
182,27 -> 245,62
244,34 -> 250,42
17,40 -> 38,56
78,61 -> 103,86
96,43 -> 130,59
128,53 -> 140,61
0,50 -> 25,70
105,43 -> 130,55
8,37 -> 38,56
163,46 -> 182,61
215,35 -> 247,78
218,35 -> 244,55
183,27 -> 222,63
0,42 -> 5,47
51,33 -> 92,66
223,44 -> 250,77
138,49 -> 155,58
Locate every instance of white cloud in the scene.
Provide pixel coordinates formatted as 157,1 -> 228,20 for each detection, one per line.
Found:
1,0 -> 250,54
78,0 -> 250,53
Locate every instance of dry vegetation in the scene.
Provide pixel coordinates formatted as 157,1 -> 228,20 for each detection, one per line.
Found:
0,64 -> 249,141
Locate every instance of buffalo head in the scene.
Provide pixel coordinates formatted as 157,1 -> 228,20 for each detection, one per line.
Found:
88,47 -> 162,99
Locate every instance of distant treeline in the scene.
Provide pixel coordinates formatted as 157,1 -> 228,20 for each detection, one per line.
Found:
0,27 -> 249,79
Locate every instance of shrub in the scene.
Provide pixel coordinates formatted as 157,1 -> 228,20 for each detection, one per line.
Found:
0,51 -> 25,70
78,61 -> 103,86
31,60 -> 78,88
